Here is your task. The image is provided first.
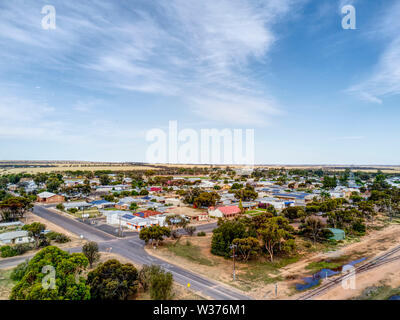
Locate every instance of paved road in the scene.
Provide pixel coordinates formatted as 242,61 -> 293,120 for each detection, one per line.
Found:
2,205 -> 251,300
33,205 -> 114,242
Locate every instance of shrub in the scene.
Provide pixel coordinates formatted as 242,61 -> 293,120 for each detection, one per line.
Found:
352,220 -> 366,235
0,245 -> 18,258
67,208 -> 78,214
139,264 -> 174,300
197,231 -> 206,237
46,231 -> 70,243
150,269 -> 174,300
14,243 -> 31,255
10,260 -> 29,281
56,203 -> 64,211
45,231 -> 59,241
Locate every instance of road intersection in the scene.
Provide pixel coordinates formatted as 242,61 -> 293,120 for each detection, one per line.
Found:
0,205 -> 251,300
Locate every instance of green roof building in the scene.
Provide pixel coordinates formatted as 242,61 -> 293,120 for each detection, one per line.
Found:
327,228 -> 345,241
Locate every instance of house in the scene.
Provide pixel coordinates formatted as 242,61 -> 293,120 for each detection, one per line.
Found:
149,187 -> 162,192
24,181 -> 38,193
115,202 -> 130,210
0,230 -> 33,245
120,214 -> 152,231
258,197 -> 287,210
37,192 -> 65,204
193,212 -> 209,222
241,201 -> 259,210
64,180 -> 84,187
63,201 -> 92,211
0,221 -> 23,228
149,214 -> 167,227
101,210 -> 162,231
89,200 -> 114,209
208,205 -> 240,218
134,210 -> 162,218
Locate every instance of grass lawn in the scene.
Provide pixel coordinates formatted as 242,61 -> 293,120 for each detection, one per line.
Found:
166,240 -> 217,267
0,269 -> 16,300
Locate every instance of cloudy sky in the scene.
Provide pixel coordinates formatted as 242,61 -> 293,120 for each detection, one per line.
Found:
0,0 -> 399,164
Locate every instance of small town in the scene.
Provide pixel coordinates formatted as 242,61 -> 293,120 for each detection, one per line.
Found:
0,0 -> 399,316
1,163 -> 400,301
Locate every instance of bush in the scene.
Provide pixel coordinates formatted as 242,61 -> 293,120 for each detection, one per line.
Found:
14,243 -> 31,255
55,233 -> 70,243
56,203 -> 64,211
138,264 -> 174,299
87,259 -> 138,300
67,208 -> 78,214
46,231 -> 70,243
10,260 -> 29,281
139,265 -> 161,292
352,220 -> 366,235
45,231 -> 58,240
197,231 -> 206,237
0,245 -> 18,258
150,269 -> 174,300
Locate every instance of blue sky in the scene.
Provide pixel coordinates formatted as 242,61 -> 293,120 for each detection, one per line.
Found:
0,0 -> 399,164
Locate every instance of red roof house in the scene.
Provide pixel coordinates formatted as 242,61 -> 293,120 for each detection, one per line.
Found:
208,205 -> 240,218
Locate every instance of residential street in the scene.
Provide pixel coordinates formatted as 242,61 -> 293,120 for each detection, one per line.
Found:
0,205 -> 251,300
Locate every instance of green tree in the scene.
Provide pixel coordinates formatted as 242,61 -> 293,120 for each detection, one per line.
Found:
232,237 -> 260,262
149,268 -> 174,300
211,219 -> 252,257
0,196 -> 32,222
46,178 -> 62,193
139,264 -> 160,291
99,174 -> 111,185
10,260 -> 29,282
184,226 -> 196,236
257,217 -> 295,262
129,202 -> 138,211
299,216 -> 327,244
322,176 -> 337,189
22,222 -> 46,248
87,259 -> 138,300
282,206 -> 306,220
234,185 -> 258,201
193,191 -> 220,208
10,246 -> 90,300
82,241 -> 100,268
139,225 -> 171,247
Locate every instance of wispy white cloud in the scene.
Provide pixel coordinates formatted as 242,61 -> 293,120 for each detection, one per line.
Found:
0,0 -> 304,127
347,2 -> 400,104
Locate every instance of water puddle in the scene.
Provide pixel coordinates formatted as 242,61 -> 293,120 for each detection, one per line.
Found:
388,295 -> 400,300
295,257 -> 366,291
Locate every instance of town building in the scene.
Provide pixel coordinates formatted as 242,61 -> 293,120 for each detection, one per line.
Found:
208,205 -> 240,218
36,192 -> 65,204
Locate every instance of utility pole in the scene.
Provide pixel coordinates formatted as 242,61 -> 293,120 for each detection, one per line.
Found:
230,244 -> 237,281
119,214 -> 121,237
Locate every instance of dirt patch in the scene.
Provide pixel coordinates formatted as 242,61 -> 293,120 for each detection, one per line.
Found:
147,223 -> 400,300
145,234 -> 285,299
315,255 -> 400,300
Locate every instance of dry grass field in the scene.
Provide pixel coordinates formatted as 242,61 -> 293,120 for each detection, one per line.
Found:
1,161 -> 400,174
0,161 -> 161,174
